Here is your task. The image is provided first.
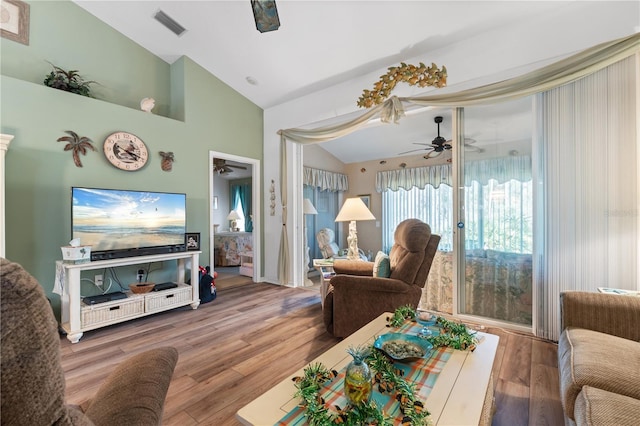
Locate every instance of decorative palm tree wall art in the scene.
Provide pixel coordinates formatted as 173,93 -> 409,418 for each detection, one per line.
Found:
57,130 -> 95,167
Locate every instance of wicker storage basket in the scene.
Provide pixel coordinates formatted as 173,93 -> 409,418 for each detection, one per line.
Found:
81,297 -> 144,328
145,285 -> 192,313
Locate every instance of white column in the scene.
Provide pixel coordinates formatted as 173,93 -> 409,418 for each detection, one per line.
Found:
0,134 -> 13,258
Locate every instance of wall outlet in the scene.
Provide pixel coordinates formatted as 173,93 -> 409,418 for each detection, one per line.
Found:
95,274 -> 103,287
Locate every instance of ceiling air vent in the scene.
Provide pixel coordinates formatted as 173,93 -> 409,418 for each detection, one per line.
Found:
154,10 -> 187,36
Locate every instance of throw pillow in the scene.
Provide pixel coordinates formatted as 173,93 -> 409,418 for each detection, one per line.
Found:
373,251 -> 391,278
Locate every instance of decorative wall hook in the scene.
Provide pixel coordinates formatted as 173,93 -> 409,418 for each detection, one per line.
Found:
269,179 -> 276,216
159,151 -> 174,171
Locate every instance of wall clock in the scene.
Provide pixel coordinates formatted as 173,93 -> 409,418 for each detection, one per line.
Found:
103,131 -> 148,171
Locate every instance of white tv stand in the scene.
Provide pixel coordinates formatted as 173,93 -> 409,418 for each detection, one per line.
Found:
59,251 -> 201,343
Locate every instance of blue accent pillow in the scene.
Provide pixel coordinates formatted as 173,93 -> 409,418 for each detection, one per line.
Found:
373,251 -> 391,278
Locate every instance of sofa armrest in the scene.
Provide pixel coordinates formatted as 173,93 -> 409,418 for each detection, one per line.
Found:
333,260 -> 374,276
84,347 -> 178,426
560,291 -> 640,341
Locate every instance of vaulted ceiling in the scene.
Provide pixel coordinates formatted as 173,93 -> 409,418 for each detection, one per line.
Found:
75,1 -> 638,163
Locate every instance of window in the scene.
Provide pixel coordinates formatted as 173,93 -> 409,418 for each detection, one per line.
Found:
382,184 -> 453,252
380,161 -> 532,254
465,179 -> 532,253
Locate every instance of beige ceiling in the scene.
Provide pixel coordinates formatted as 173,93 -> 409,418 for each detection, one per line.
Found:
74,1 -> 576,109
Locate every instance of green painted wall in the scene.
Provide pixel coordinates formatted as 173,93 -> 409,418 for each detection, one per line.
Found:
1,1 -> 263,318
0,0 -> 173,117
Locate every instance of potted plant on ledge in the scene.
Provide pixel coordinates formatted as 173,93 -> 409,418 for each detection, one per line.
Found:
43,62 -> 97,98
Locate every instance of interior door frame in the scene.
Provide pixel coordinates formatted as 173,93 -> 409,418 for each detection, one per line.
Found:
209,150 -> 261,282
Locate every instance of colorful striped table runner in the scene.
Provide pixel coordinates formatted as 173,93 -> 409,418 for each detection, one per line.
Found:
276,321 -> 452,425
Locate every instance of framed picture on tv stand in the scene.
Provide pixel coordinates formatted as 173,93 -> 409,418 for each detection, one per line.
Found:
186,232 -> 200,251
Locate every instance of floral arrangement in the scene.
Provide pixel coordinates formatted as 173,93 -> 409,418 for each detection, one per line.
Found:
356,62 -> 447,108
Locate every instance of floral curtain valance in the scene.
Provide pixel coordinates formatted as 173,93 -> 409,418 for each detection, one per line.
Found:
303,167 -> 348,192
376,155 -> 531,192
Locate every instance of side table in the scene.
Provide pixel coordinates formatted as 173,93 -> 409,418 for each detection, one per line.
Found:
313,259 -> 335,305
239,251 -> 253,277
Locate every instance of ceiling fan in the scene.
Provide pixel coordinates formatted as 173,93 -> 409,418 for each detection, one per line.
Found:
397,116 -> 482,158
213,158 -> 248,175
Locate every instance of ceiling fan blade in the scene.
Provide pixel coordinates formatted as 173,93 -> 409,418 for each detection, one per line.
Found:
398,147 -> 431,155
425,150 -> 443,159
228,164 -> 248,170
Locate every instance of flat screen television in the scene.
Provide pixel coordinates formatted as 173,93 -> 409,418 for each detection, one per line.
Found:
71,187 -> 187,260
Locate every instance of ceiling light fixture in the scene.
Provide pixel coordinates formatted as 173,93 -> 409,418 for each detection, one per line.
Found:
251,0 -> 280,33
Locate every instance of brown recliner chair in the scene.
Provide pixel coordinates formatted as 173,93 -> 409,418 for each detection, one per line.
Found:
1,258 -> 178,426
323,219 -> 440,337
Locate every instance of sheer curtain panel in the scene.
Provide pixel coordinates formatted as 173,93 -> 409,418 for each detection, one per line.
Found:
535,54 -> 638,341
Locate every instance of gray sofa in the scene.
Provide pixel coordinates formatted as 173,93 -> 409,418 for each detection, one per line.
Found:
558,291 -> 640,425
1,258 -> 178,426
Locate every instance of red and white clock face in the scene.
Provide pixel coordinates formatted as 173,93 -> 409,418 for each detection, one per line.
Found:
103,131 -> 148,171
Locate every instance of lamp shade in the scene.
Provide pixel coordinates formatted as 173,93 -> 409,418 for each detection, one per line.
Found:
226,210 -> 241,221
303,198 -> 318,215
335,198 -> 375,222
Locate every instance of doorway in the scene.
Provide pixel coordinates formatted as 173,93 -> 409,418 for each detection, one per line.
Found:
209,151 -> 261,284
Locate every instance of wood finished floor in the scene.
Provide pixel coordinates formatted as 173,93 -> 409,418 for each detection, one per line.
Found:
60,276 -> 564,425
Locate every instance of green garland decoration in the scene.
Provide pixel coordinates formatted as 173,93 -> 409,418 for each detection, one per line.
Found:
386,307 -> 479,351
292,349 -> 431,425
426,317 -> 479,351
385,304 -> 416,328
291,308 -> 478,425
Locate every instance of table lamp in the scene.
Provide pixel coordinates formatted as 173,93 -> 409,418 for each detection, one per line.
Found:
303,198 -> 318,285
227,210 -> 241,232
335,197 -> 375,261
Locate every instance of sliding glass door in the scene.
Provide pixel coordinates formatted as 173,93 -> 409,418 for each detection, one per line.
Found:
457,98 -> 534,326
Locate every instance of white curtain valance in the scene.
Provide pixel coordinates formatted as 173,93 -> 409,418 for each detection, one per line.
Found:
463,155 -> 531,186
303,167 -> 349,192
376,156 -> 532,192
376,164 -> 452,192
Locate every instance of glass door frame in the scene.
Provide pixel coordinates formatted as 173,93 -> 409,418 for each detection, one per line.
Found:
451,107 -> 533,333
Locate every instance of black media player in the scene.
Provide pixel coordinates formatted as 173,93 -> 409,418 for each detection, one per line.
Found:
82,291 -> 127,305
153,282 -> 178,291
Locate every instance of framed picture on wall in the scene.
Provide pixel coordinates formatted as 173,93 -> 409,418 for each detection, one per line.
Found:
186,232 -> 200,251
358,194 -> 371,209
0,0 -> 30,45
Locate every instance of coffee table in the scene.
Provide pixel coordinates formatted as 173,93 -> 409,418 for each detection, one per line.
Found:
236,312 -> 499,425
